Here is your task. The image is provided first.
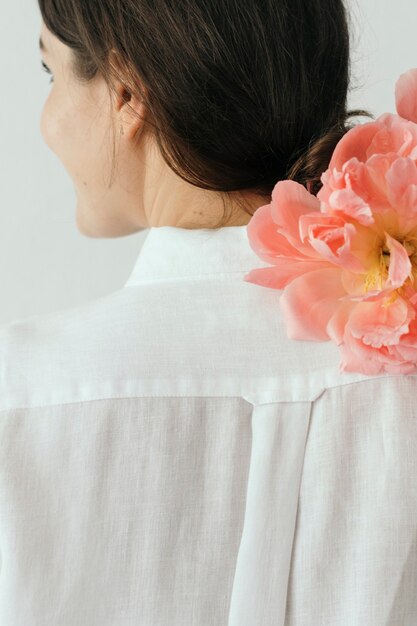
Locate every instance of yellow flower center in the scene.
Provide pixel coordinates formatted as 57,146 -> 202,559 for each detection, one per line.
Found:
362,235 -> 417,308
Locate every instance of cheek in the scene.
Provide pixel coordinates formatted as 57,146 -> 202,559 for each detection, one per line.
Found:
39,93 -> 58,151
40,89 -> 106,187
39,90 -> 79,166
39,80 -> 115,205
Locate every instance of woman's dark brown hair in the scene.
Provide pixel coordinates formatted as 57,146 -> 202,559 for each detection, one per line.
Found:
38,0 -> 374,226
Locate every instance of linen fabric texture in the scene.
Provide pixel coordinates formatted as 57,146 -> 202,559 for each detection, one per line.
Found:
0,225 -> 416,626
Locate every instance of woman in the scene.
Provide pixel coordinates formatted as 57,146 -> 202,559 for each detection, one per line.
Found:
1,1 -> 416,625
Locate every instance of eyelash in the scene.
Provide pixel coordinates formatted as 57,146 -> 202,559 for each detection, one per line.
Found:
41,60 -> 54,84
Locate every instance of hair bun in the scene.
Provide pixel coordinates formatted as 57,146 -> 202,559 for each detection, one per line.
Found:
286,109 -> 374,196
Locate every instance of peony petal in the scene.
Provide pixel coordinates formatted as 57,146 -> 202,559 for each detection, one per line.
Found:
385,157 -> 417,217
243,257 -> 331,290
384,231 -> 413,287
395,68 -> 417,123
299,216 -> 365,272
395,317 -> 417,360
367,124 -> 398,157
375,113 -> 417,157
328,187 -> 374,226
325,301 -> 356,345
338,344 -> 385,375
269,180 -> 321,252
299,213 -> 345,240
386,157 -> 417,194
326,122 -> 384,172
317,167 -> 346,206
339,328 -> 417,375
340,316 -> 416,374
346,297 -> 412,348
245,203 -> 310,265
278,267 -> 346,341
381,360 -> 417,374
318,158 -> 361,205
365,153 -> 397,207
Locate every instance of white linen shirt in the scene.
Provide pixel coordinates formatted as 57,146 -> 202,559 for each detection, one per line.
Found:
1,224 -> 417,626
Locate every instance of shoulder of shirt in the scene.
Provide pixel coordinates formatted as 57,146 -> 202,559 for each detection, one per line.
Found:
0,288 -> 121,350
0,281 -> 397,411
0,288 -> 129,412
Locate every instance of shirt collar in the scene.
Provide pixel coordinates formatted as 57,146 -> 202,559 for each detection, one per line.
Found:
124,225 -> 272,286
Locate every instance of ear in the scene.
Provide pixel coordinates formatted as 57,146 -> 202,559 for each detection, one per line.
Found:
109,50 -> 148,141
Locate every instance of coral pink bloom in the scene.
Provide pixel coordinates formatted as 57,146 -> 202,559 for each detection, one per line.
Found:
244,68 -> 417,375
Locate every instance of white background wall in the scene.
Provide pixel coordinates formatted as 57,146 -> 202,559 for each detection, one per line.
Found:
0,0 -> 415,325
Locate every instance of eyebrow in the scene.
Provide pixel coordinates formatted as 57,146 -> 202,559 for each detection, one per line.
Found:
39,37 -> 47,53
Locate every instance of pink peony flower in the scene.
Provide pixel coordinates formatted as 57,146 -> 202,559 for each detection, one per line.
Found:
244,68 -> 417,376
